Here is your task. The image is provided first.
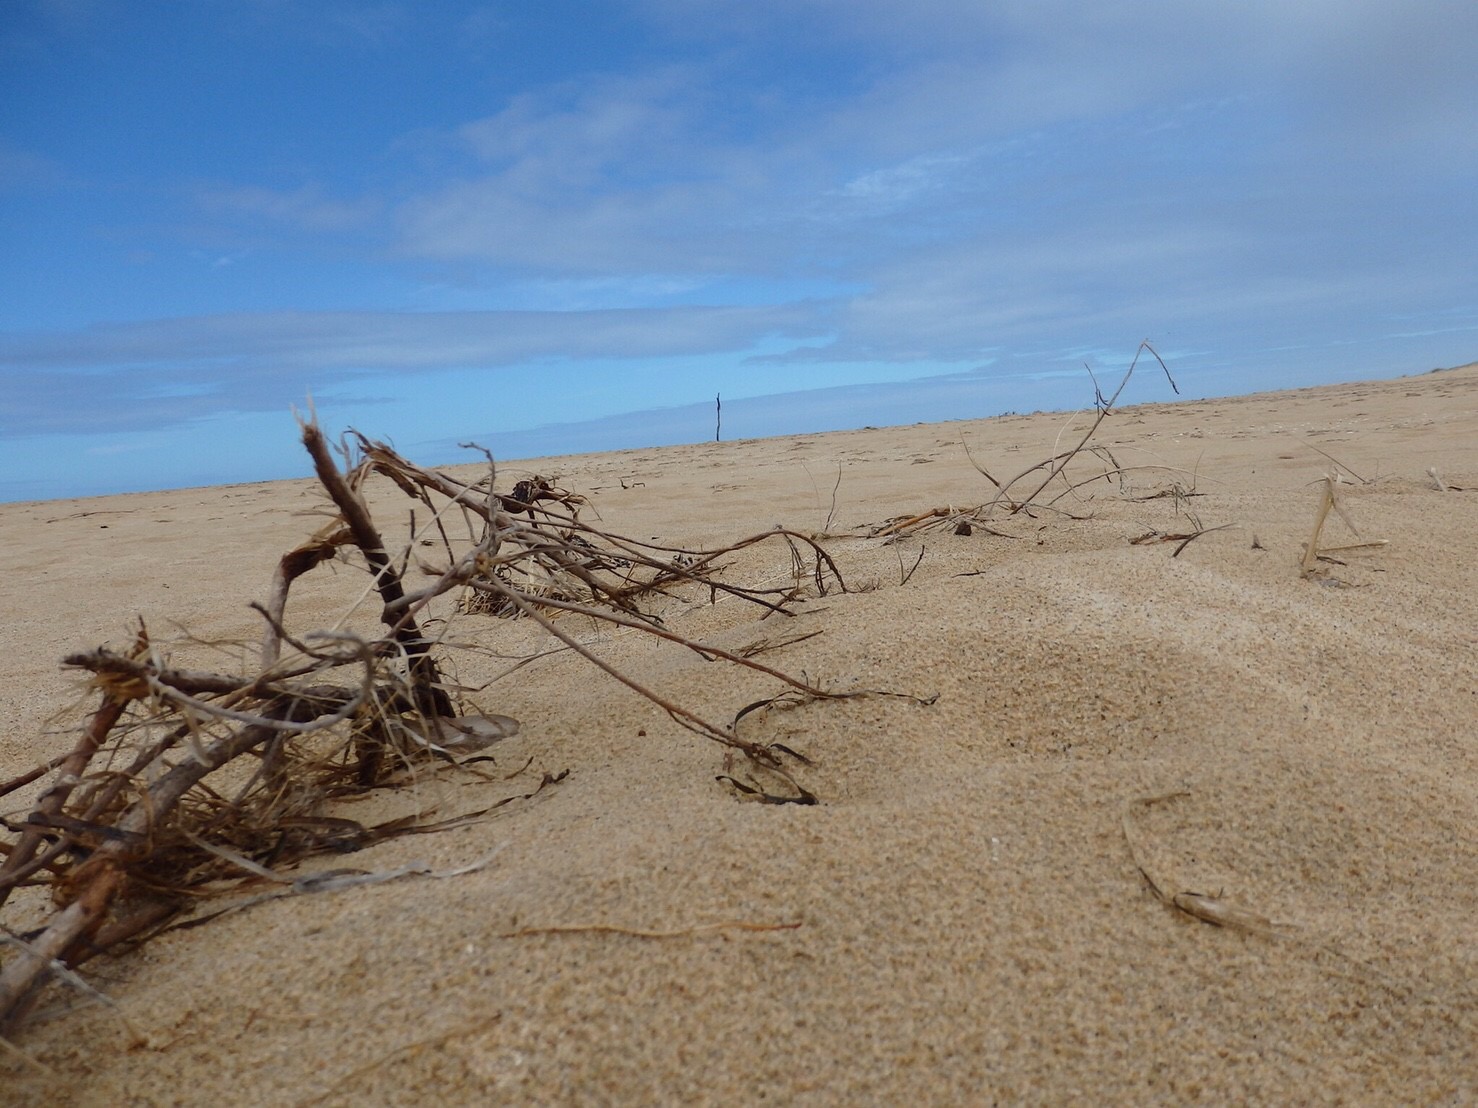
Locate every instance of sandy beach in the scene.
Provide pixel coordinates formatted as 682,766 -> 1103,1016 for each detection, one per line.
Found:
2,364 -> 1476,1104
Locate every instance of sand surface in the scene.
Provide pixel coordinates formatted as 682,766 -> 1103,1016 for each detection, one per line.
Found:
2,365 -> 1476,1104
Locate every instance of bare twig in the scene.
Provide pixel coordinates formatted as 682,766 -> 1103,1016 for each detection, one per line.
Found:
875,342 -> 1179,538
997,342 -> 1177,514
501,919 -> 801,939
0,689 -> 134,909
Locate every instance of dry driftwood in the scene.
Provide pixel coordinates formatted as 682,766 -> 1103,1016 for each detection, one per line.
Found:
0,418 -> 874,1037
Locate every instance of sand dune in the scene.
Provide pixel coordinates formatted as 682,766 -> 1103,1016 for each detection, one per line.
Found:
3,365 -> 1476,1103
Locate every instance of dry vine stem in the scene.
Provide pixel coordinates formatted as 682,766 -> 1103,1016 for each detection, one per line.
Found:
872,341 -> 1183,537
0,418 -> 876,1036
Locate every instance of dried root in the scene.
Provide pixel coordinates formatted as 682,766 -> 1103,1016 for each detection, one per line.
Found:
0,418 -> 886,1036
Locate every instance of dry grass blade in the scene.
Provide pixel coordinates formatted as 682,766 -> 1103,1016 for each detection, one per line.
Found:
1301,441 -> 1371,484
1299,476 -> 1338,577
737,629 -> 825,658
500,919 -> 802,939
1121,792 -> 1278,938
1120,794 -> 1413,996
1299,474 -> 1387,579
995,341 -> 1177,514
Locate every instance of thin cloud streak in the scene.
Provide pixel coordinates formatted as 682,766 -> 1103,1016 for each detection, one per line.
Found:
0,303 -> 834,436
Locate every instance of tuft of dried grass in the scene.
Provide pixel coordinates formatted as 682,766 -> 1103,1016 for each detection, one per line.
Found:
1298,473 -> 1389,581
870,341 -> 1184,538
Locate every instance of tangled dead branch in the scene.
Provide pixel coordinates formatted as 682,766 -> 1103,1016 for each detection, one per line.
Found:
0,418 -> 874,1037
870,341 -> 1183,537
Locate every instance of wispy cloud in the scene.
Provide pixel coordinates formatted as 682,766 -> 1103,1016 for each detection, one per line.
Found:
0,303 -> 834,436
395,67 -> 825,276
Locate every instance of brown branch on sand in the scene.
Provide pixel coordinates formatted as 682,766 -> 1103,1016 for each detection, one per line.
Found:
300,421 -> 453,723
260,522 -> 351,669
1,418 -> 909,1037
0,621 -> 145,913
1129,523 -> 1235,558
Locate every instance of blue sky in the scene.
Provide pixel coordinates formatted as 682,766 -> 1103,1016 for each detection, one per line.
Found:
2,0 -> 1476,501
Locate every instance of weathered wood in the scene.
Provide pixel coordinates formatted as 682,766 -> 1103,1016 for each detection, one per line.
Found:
0,693 -> 131,910
300,422 -> 452,720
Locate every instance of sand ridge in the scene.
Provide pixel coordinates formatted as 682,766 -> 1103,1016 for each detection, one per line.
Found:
2,365 -> 1476,1103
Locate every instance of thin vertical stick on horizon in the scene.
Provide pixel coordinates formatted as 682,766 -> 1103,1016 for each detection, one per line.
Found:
716,394 -> 721,442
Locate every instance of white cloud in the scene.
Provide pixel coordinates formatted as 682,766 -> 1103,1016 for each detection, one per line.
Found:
395,66 -> 826,275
